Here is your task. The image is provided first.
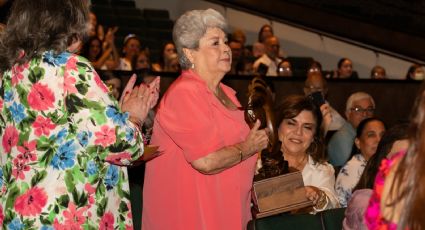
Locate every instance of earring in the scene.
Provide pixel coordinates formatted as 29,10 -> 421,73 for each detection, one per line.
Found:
191,63 -> 195,69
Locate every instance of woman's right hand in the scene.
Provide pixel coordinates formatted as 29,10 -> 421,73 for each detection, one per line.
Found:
240,120 -> 269,158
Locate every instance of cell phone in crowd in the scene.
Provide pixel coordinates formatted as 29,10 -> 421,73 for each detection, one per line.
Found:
309,91 -> 326,107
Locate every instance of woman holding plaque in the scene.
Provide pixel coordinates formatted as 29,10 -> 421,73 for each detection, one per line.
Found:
143,8 -> 269,230
276,95 -> 339,212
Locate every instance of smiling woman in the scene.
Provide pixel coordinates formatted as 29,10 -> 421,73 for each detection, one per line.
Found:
275,95 -> 339,212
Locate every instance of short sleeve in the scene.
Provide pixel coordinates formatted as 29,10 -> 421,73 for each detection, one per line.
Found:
155,81 -> 222,162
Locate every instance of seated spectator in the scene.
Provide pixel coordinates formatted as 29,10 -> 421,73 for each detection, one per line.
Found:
303,72 -> 345,131
370,65 -> 387,79
258,24 -> 274,43
405,63 -> 424,80
253,36 -> 282,76
118,34 -> 142,71
307,60 -> 323,74
277,59 -> 293,77
81,28 -> 119,70
152,41 -> 177,72
275,95 -> 339,213
228,39 -> 244,75
252,42 -> 265,58
88,11 -> 105,41
231,28 -> 251,57
332,58 -> 359,79
163,53 -> 180,72
335,118 -> 386,207
328,92 -> 375,167
343,122 -> 408,229
132,50 -> 151,70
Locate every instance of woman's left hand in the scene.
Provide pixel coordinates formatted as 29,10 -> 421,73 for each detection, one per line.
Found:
305,186 -> 327,209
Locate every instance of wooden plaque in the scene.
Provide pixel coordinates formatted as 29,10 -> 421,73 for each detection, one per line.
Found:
252,171 -> 313,218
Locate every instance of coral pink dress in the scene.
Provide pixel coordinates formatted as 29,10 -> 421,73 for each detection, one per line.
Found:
365,151 -> 405,230
143,70 -> 256,230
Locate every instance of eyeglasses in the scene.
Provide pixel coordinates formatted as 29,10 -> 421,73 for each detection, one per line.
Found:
350,107 -> 375,114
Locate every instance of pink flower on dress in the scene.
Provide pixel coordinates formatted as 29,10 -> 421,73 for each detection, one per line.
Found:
27,83 -> 55,111
84,183 -> 96,194
61,73 -> 78,95
94,72 -> 109,93
0,98 -> 3,110
11,63 -> 29,86
17,140 -> 37,162
53,219 -> 66,230
94,125 -> 116,148
2,126 -> 19,153
12,158 -> 30,180
0,206 -> 4,226
32,115 -> 56,136
14,187 -> 48,216
63,202 -> 87,229
105,152 -> 132,165
99,212 -> 115,230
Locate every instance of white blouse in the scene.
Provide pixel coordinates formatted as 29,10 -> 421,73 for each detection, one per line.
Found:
302,155 -> 340,212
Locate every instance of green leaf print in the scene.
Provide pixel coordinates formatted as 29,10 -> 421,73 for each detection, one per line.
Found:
5,185 -> 20,210
30,170 -> 47,187
28,66 -> 45,84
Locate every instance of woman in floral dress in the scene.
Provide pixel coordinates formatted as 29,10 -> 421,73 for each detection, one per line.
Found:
0,0 -> 158,229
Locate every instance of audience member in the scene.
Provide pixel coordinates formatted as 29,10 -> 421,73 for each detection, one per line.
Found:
332,58 -> 358,79
239,56 -> 256,75
0,0 -> 160,228
100,71 -> 122,99
88,11 -> 105,41
328,92 -> 375,167
81,27 -> 119,70
276,95 -> 339,212
152,41 -> 177,72
258,24 -> 274,43
335,118 -> 386,207
143,9 -> 268,229
277,59 -> 293,77
253,36 -> 282,76
370,65 -> 386,79
118,34 -> 141,71
308,60 -> 323,74
252,42 -> 265,58
342,123 -> 408,230
228,39 -> 244,75
405,63 -> 424,80
132,50 -> 151,70
364,82 -> 425,228
303,72 -> 345,131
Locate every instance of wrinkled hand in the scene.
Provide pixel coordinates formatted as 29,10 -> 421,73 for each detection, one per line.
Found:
320,103 -> 332,133
240,120 -> 269,158
119,75 -> 161,125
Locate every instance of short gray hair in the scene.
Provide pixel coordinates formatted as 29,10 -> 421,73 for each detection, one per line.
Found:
346,92 -> 375,111
173,8 -> 228,70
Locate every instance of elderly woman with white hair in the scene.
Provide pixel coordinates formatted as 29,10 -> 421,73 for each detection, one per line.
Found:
143,9 -> 269,230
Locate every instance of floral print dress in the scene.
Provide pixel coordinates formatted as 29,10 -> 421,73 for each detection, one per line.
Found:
0,51 -> 144,229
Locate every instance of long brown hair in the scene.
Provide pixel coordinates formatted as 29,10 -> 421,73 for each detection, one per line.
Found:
275,94 -> 326,164
0,0 -> 89,72
390,83 -> 425,229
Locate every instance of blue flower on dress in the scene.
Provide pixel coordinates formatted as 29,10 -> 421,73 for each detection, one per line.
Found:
43,51 -> 70,66
86,161 -> 98,176
53,128 -> 68,144
51,140 -> 76,170
77,131 -> 92,147
8,218 -> 24,230
0,168 -> 3,187
125,127 -> 134,142
106,106 -> 129,126
104,165 -> 119,190
4,90 -> 14,102
9,102 -> 26,123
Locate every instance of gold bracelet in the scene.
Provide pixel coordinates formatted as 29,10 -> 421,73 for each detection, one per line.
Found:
315,190 -> 328,210
235,146 -> 243,162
